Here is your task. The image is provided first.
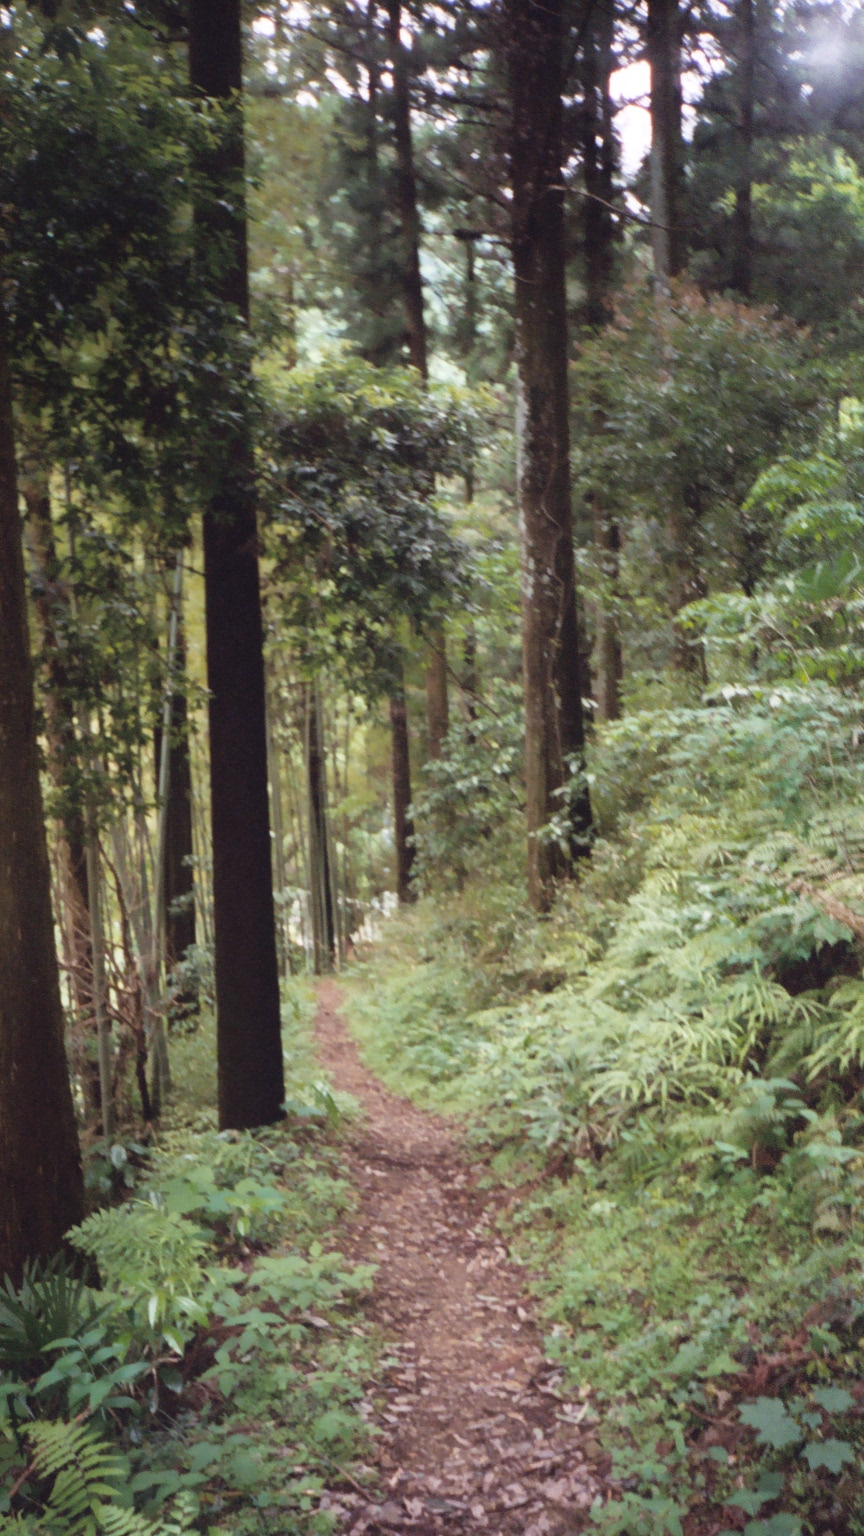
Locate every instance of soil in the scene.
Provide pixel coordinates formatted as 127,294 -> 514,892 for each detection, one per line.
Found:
313,980 -> 607,1536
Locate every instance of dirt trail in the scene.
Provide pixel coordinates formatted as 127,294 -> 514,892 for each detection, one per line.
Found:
314,981 -> 605,1536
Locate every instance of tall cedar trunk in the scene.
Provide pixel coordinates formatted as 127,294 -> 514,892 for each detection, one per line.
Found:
647,0 -> 684,288
306,684 -> 336,972
425,627 -> 449,758
506,0 -> 593,912
20,469 -> 103,1111
647,0 -> 705,669
189,0 -> 284,1129
0,306 -> 84,1282
582,0 -> 623,720
384,2 -> 450,784
582,0 -> 616,330
385,0 -> 427,379
389,668 -> 416,904
731,0 -> 755,297
460,235 -> 480,738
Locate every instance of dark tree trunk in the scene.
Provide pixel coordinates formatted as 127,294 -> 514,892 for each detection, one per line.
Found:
581,0 -> 616,329
0,308 -> 84,1283
306,684 -> 336,973
189,0 -> 284,1130
425,627 -> 449,759
505,0 -> 593,912
647,0 -> 685,288
155,622 -> 196,976
581,0 -> 624,718
385,0 -> 427,379
389,668 -> 416,904
731,0 -> 755,298
462,622 -> 478,738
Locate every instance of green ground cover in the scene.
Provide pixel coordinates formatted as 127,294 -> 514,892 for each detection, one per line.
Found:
345,684 -> 864,1536
0,984 -> 377,1536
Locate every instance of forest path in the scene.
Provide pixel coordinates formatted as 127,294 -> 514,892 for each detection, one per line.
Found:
313,980 -> 605,1536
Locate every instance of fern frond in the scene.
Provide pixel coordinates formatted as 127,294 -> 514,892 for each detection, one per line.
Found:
27,1420 -> 126,1536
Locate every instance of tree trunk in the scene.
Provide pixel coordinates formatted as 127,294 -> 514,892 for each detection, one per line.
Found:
425,628 -> 449,758
384,1 -> 451,785
0,305 -> 84,1283
385,0 -> 427,379
389,666 -> 416,904
462,622 -> 478,737
731,0 -> 755,298
162,622 -> 196,974
581,0 -> 623,718
647,0 -> 684,289
189,0 -> 285,1130
20,467 -> 101,1115
306,683 -> 336,972
581,0 -> 616,329
154,610 -> 196,983
505,0 -> 593,912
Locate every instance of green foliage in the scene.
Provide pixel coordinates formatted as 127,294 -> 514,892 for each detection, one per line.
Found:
411,681 -> 525,892
67,1205 -> 210,1356
573,286 -> 827,588
0,1258 -> 110,1379
345,660 -> 864,1535
262,353 -> 478,690
26,1420 -> 130,1536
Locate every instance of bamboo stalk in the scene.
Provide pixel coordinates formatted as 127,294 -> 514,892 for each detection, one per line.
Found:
86,813 -> 114,1141
150,551 -> 184,1108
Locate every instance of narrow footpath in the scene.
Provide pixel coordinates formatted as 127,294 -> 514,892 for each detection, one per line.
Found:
313,981 -> 606,1536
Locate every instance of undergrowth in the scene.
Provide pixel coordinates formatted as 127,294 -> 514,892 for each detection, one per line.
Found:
0,982 -> 377,1536
345,682 -> 864,1536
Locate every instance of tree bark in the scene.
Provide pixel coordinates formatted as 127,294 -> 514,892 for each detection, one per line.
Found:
731,0 -> 755,298
389,667 -> 416,904
581,0 -> 616,329
162,622 -> 196,974
425,627 -> 449,759
385,0 -> 427,379
19,467 -> 102,1115
647,0 -> 685,289
0,306 -> 84,1283
383,2 -> 451,792
189,0 -> 285,1129
581,0 -> 624,718
505,0 -> 593,912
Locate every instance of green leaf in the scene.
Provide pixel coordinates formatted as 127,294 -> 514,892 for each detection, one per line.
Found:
802,1438 -> 855,1472
704,1349 -> 742,1377
743,1517 -> 801,1536
739,1398 -> 802,1449
811,1386 -> 854,1413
